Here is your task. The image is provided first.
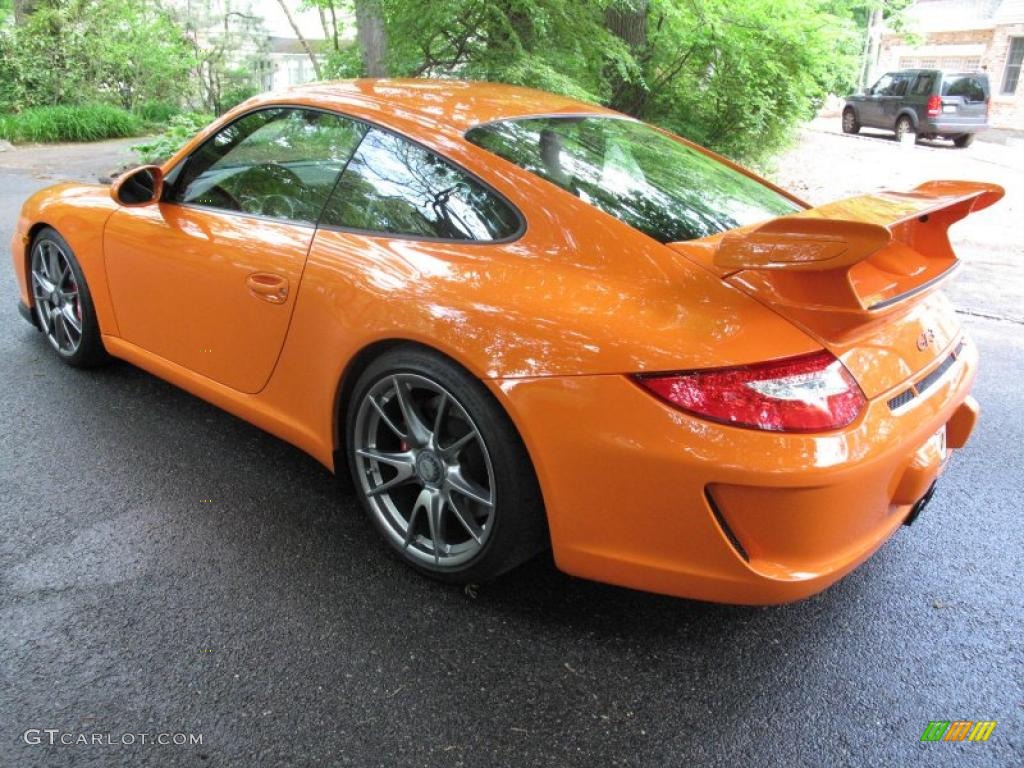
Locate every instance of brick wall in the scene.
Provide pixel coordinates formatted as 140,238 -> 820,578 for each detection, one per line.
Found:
990,24 -> 1024,128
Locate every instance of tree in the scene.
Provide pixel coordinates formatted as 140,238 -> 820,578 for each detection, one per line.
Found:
173,1 -> 270,114
376,0 -> 859,163
0,0 -> 195,110
274,0 -> 323,79
355,0 -> 388,76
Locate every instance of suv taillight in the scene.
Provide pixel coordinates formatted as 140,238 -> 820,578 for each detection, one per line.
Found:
635,351 -> 867,432
926,95 -> 942,117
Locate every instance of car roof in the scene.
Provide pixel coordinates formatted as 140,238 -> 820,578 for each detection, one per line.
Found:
890,68 -> 988,77
260,78 -> 617,133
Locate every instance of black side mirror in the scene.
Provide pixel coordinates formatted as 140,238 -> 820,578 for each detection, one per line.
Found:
111,165 -> 164,207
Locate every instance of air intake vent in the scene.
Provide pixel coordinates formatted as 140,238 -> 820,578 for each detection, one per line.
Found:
888,388 -> 916,410
888,339 -> 966,412
916,340 -> 965,396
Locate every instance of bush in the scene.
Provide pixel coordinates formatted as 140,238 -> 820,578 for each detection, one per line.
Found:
132,112 -> 214,164
0,104 -> 143,143
134,101 -> 182,125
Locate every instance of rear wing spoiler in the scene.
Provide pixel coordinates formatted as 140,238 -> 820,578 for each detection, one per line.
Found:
714,180 -> 1004,317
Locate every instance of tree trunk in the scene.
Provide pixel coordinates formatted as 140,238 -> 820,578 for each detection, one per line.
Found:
861,7 -> 883,89
604,0 -> 650,116
328,2 -> 340,52
355,0 -> 389,77
605,0 -> 648,51
12,0 -> 40,23
317,6 -> 330,43
274,0 -> 323,80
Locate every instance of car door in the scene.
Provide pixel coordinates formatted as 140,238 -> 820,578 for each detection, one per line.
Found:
879,73 -> 911,126
860,73 -> 894,127
103,107 -> 366,393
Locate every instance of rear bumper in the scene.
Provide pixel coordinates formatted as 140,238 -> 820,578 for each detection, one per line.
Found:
919,118 -> 987,134
493,336 -> 978,605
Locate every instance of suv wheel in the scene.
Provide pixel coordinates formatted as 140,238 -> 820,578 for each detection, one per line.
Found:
894,116 -> 915,143
953,133 -> 975,148
841,108 -> 859,134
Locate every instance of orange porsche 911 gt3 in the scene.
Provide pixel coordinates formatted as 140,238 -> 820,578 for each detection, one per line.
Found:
11,80 -> 1001,604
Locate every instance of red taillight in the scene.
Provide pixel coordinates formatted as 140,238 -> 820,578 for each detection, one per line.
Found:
635,351 -> 867,432
926,95 -> 942,117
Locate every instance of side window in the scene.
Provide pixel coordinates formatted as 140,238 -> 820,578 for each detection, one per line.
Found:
872,74 -> 895,95
319,128 -> 520,241
911,74 -> 935,95
1003,38 -> 1024,95
172,108 -> 366,224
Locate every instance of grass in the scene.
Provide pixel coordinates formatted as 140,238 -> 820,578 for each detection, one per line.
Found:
0,104 -> 143,143
133,101 -> 182,125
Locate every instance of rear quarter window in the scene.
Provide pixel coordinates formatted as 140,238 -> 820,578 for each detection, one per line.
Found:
465,116 -> 800,243
911,74 -> 935,95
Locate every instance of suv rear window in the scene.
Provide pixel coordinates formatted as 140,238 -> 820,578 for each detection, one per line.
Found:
465,117 -> 800,243
941,75 -> 988,102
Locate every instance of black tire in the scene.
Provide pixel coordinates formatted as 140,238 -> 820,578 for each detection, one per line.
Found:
953,133 -> 975,148
28,227 -> 110,368
346,345 -> 548,583
894,115 -> 916,143
841,108 -> 860,134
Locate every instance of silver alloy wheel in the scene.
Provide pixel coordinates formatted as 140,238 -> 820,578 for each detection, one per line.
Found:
895,117 -> 913,141
30,239 -> 83,355
353,373 -> 496,568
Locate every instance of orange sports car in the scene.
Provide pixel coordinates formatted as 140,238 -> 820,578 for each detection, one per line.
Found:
11,80 -> 1001,604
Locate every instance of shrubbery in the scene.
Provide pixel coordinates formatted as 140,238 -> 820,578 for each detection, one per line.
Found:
0,104 -> 143,143
133,102 -> 182,125
132,112 -> 214,163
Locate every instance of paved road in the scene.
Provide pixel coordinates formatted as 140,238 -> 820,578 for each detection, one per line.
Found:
0,138 -> 1021,767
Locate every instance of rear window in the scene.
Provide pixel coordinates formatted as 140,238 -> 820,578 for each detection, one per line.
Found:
941,75 -> 988,102
465,117 -> 799,243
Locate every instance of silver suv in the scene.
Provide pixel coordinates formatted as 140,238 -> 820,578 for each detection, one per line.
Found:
843,69 -> 989,148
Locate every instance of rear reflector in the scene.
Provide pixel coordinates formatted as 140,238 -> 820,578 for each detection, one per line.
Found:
635,351 -> 867,432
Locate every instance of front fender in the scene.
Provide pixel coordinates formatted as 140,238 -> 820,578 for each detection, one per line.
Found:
11,183 -> 120,335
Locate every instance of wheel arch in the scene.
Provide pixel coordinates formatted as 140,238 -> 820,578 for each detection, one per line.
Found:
330,339 -> 543,500
21,221 -> 56,309
896,108 -> 919,129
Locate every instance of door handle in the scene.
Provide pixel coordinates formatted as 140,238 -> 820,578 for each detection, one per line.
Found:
246,272 -> 289,304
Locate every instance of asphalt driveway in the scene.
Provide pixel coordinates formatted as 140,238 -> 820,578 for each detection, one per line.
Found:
0,134 -> 1021,767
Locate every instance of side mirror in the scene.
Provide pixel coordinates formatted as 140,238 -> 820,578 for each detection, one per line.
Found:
111,165 -> 164,206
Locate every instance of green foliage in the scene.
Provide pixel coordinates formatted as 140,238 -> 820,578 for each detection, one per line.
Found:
640,0 -> 861,162
372,0 -> 860,164
134,101 -> 182,125
218,79 -> 260,114
0,0 -> 194,112
0,104 -> 142,142
131,112 -> 214,164
0,0 -> 872,163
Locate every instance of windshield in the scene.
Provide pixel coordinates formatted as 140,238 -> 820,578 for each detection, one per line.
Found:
465,116 -> 800,243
